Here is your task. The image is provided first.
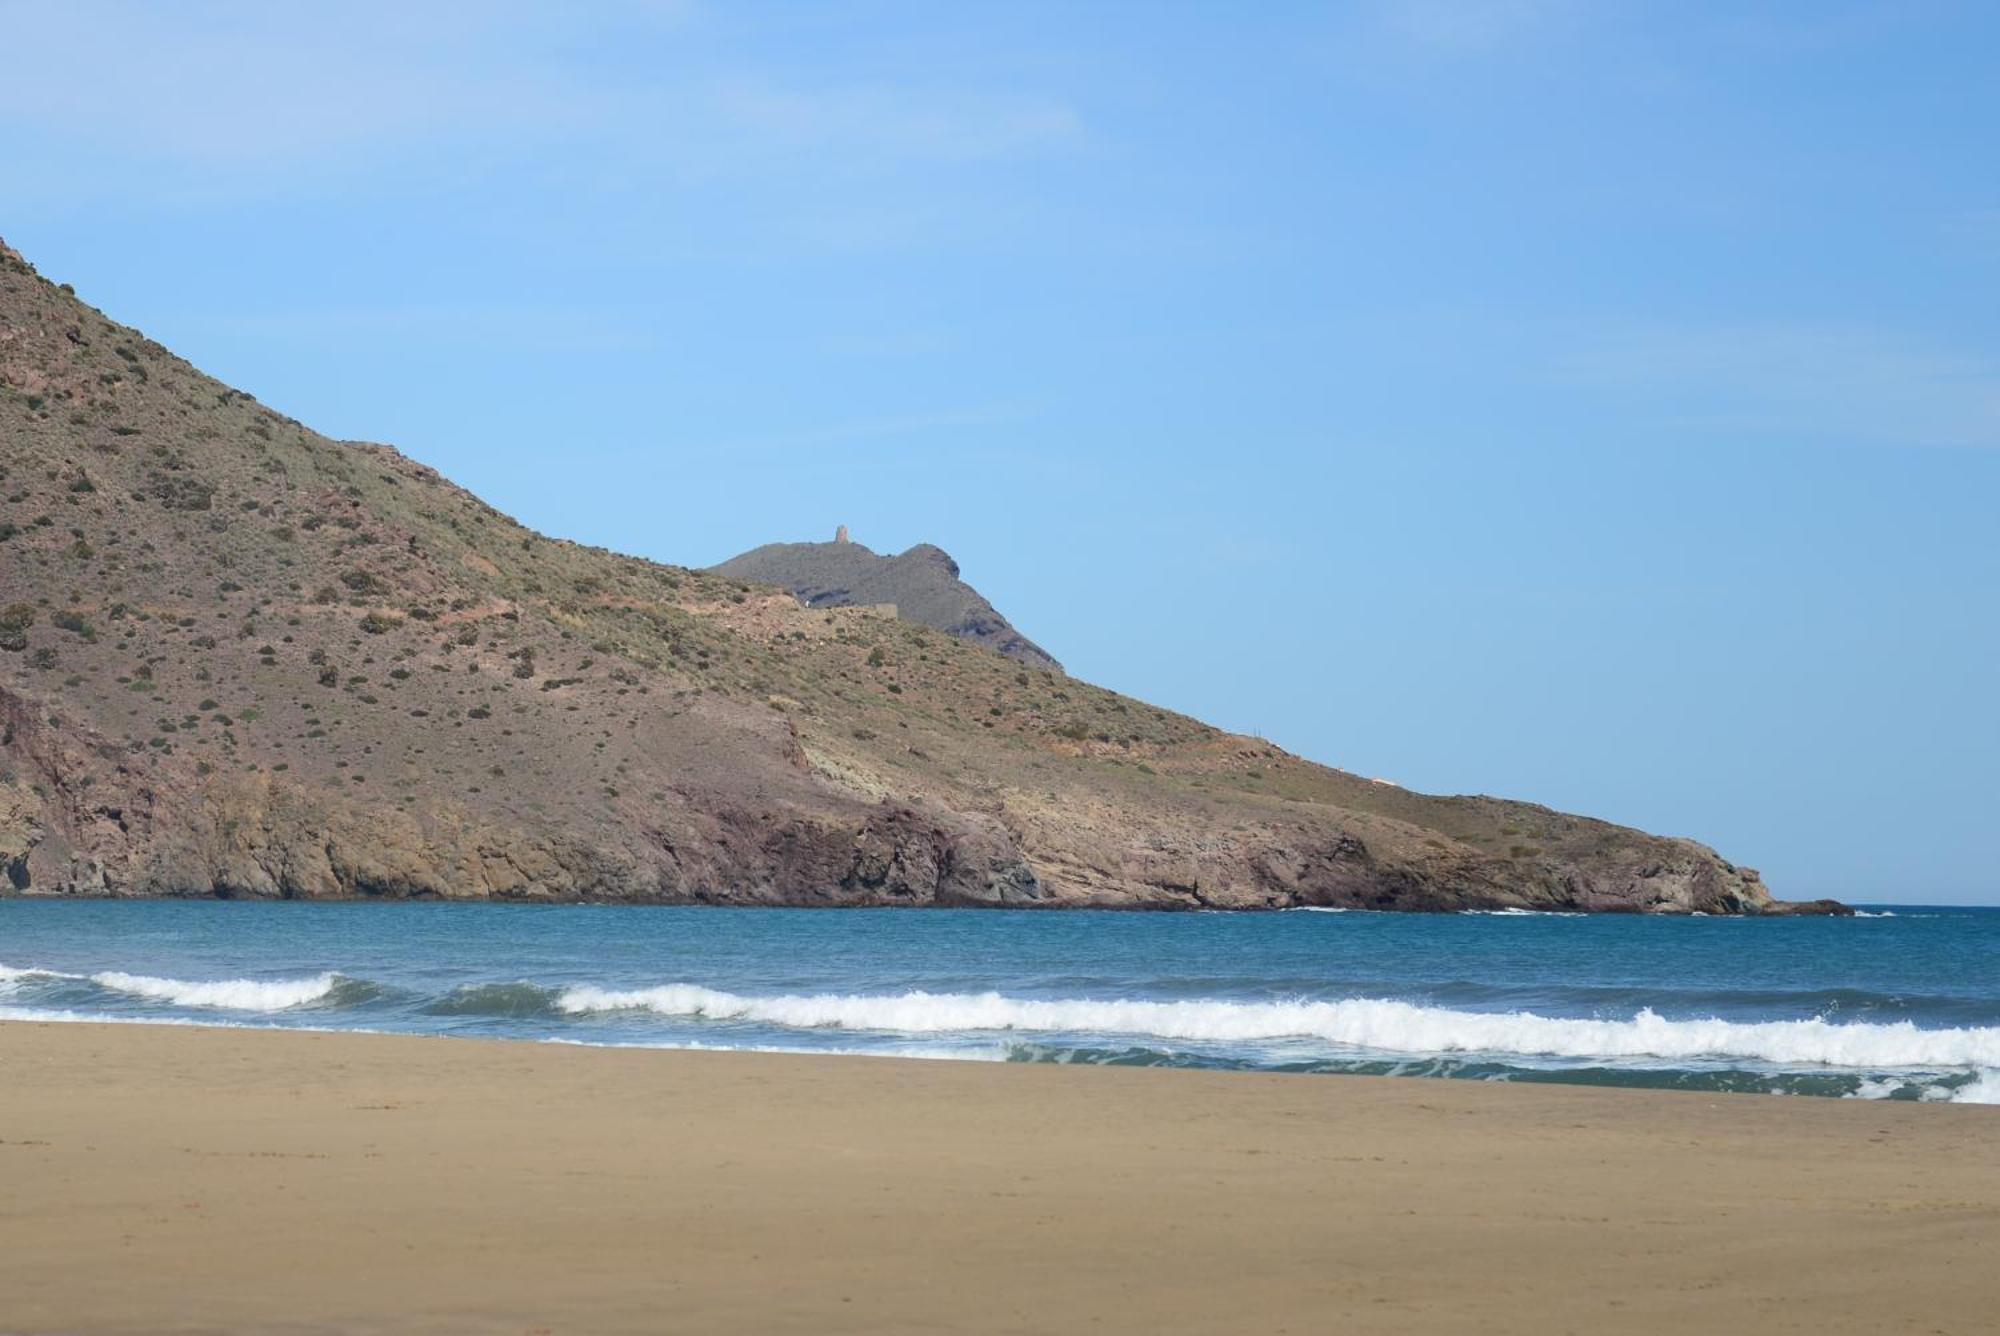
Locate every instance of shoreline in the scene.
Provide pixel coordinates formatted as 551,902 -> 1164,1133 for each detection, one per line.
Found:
3,1019 -> 1994,1333
1,1007 -> 1993,1103
0,890 -> 1861,915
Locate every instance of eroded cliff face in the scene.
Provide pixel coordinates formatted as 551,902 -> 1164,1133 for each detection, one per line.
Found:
0,685 -> 1043,907
0,237 -> 1839,914
0,674 -> 1815,914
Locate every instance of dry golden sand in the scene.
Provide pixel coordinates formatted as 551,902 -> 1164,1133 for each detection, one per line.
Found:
1,1021 -> 1995,1335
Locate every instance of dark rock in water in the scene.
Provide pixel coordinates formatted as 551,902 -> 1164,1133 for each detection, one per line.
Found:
712,534 -> 1062,673
0,236 -> 1839,914
1762,899 -> 1856,917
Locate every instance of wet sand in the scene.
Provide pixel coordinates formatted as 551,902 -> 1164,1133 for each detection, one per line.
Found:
1,1020 -> 1994,1334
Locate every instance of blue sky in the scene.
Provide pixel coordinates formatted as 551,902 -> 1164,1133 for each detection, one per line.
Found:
4,1 -> 1995,903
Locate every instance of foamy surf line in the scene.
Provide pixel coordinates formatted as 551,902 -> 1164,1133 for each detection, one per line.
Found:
554,984 -> 2000,1073
8,963 -> 1998,1101
2,1002 -> 1993,1102
90,971 -> 345,1011
1,963 -> 354,1012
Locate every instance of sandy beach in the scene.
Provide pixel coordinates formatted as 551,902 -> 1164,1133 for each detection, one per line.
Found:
0,1021 -> 1994,1335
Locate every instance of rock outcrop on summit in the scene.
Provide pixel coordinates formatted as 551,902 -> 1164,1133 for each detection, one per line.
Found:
712,534 -> 1062,672
0,239 -> 1844,913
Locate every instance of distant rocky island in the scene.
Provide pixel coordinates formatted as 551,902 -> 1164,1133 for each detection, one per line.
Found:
713,529 -> 1061,672
0,237 -> 1844,913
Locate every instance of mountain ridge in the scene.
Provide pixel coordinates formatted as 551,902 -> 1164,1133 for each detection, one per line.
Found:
0,238 -> 1844,914
712,535 -> 1061,672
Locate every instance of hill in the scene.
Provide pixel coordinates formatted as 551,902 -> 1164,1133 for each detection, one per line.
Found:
711,534 -> 1061,672
0,237 -> 1842,912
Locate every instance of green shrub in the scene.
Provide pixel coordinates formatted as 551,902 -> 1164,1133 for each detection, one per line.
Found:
147,472 -> 214,511
0,602 -> 34,651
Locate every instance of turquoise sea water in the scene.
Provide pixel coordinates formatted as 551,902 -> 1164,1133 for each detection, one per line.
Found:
3,901 -> 1996,1102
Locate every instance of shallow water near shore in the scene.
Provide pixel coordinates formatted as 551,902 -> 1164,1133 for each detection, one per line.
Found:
3,899 -> 1996,1101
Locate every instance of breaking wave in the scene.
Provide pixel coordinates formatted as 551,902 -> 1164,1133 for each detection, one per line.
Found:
89,970 -> 358,1011
1459,908 -> 1587,917
552,984 -> 2000,1072
1,961 -> 384,1012
423,982 -> 565,1018
0,964 -> 74,987
1947,1070 -> 2000,1104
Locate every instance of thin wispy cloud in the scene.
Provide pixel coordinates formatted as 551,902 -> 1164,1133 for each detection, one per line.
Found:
0,2 -> 596,160
0,1 -> 1083,206
1548,321 -> 2000,450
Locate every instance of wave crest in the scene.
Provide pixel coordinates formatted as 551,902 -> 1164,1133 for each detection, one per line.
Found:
423,982 -> 563,1018
89,971 -> 349,1011
553,984 -> 2000,1072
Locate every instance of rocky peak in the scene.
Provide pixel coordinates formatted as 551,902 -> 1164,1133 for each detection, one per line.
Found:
898,543 -> 961,579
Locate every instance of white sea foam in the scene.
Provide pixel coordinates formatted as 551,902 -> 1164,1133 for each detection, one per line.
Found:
1852,1069 -> 2000,1104
1459,908 -> 1585,917
1847,1076 -> 1952,1102
0,1004 -> 95,1023
2,962 -> 342,1011
544,1036 -> 1003,1062
554,984 -> 2000,1072
89,971 -> 342,1011
1851,910 -> 1898,918
0,1005 -> 221,1027
1953,1070 -> 2000,1104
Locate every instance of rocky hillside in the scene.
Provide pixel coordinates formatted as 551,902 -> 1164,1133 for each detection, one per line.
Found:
0,238 -> 1843,913
712,534 -> 1061,672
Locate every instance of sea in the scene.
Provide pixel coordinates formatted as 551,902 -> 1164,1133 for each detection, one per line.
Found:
3,900 -> 1996,1103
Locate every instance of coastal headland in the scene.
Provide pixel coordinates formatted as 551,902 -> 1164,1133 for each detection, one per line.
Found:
0,237 -> 1838,915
